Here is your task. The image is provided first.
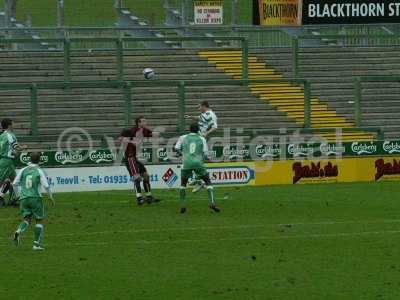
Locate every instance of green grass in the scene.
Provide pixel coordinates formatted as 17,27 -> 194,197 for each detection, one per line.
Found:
15,0 -> 114,27
1,182 -> 400,299
6,0 -> 252,27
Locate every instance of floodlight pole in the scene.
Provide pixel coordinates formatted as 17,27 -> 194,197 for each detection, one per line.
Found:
181,0 -> 188,25
163,0 -> 170,9
114,0 -> 122,11
231,0 -> 238,25
57,0 -> 65,27
4,0 -> 11,27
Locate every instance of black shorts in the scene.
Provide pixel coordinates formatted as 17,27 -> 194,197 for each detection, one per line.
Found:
125,157 -> 147,177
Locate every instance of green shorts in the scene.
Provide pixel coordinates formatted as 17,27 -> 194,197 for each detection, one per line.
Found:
0,158 -> 16,183
20,197 -> 45,220
181,167 -> 208,182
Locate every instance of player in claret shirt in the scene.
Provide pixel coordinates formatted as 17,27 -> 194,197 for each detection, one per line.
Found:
119,116 -> 159,205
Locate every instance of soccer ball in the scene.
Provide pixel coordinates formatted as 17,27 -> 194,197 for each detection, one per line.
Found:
143,68 -> 155,79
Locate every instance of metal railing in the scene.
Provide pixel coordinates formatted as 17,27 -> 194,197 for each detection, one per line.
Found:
2,31 -> 400,80
4,26 -> 398,46
2,78 -> 384,140
0,32 -> 393,141
0,26 -> 292,48
0,36 -> 250,81
297,34 -> 400,46
4,32 -> 399,80
291,34 -> 400,78
0,78 -> 313,137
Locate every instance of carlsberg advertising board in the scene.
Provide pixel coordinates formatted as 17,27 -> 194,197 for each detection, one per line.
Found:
15,140 -> 400,168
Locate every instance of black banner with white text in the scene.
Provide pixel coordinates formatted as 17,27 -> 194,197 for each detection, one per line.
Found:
302,0 -> 400,24
253,0 -> 400,25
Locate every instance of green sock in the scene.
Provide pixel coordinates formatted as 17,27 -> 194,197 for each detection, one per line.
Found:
180,187 -> 186,208
207,186 -> 215,205
34,224 -> 44,246
16,220 -> 29,234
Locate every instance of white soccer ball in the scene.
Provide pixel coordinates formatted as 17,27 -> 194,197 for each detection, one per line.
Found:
143,68 -> 155,79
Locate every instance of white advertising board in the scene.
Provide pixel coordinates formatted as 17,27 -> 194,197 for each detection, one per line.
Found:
194,0 -> 223,25
31,164 -> 255,193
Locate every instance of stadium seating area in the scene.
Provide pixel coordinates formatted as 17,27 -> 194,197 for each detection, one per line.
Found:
199,50 -> 373,142
1,49 -> 302,150
2,43 -> 400,149
4,0 -> 400,296
257,46 -> 400,139
3,2 -> 400,296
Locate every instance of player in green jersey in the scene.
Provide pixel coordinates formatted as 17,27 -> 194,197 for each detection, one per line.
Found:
185,101 -> 218,193
0,119 -> 26,206
175,123 -> 220,214
12,152 -> 55,251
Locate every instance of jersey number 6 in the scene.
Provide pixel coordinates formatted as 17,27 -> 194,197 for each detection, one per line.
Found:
25,175 -> 33,189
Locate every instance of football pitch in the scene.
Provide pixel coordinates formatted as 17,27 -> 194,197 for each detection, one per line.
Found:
1,181 -> 400,299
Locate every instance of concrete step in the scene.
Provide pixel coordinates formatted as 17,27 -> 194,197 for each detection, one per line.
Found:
4,47 -> 396,150
0,67 -> 223,78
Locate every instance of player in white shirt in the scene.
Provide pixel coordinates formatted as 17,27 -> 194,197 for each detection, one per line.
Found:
186,101 -> 218,138
185,101 -> 218,192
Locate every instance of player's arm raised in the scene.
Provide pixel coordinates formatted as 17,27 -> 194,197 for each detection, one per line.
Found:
12,168 -> 23,197
174,135 -> 184,157
10,135 -> 27,155
204,113 -> 218,138
143,125 -> 160,138
184,115 -> 200,122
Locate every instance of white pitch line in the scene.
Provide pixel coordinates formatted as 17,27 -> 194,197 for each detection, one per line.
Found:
42,219 -> 400,238
83,229 -> 400,245
1,229 -> 399,248
56,200 -> 130,206
0,189 -> 343,208
56,198 -> 203,205
1,219 -> 400,241
53,191 -> 227,204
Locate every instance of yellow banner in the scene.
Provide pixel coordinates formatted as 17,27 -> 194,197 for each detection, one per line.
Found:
203,157 -> 400,187
254,156 -> 400,185
258,0 -> 302,26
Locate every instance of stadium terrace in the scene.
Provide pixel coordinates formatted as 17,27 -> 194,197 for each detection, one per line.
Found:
308,3 -> 400,18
